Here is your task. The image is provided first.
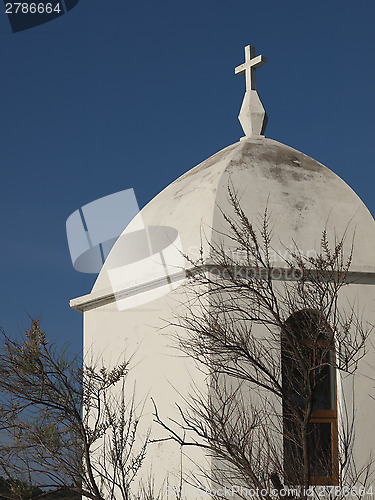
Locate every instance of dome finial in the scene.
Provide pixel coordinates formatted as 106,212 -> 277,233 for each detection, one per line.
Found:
235,45 -> 268,138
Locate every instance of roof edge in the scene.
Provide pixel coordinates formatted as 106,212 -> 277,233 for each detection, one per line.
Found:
70,263 -> 375,313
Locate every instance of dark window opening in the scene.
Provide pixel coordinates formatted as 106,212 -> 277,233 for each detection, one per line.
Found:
282,310 -> 338,485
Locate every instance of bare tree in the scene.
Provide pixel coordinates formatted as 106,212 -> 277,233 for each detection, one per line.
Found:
0,319 -> 154,500
154,188 -> 375,499
2,191 -> 374,500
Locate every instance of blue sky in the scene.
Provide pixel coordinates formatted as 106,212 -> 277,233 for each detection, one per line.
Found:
1,0 -> 374,352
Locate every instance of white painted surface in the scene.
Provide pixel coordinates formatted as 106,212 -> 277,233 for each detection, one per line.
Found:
235,45 -> 267,137
82,136 -> 375,300
72,135 -> 375,495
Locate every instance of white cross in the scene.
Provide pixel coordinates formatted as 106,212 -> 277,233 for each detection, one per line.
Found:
235,45 -> 266,91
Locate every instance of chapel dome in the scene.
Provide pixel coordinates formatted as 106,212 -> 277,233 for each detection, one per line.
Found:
88,43 -> 375,298
91,136 -> 375,295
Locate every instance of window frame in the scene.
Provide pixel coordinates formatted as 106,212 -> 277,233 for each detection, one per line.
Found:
281,310 -> 339,486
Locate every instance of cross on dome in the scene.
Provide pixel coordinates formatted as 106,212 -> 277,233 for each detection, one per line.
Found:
235,45 -> 268,138
235,45 -> 266,91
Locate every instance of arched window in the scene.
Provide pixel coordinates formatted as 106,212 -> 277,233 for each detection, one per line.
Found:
281,309 -> 338,485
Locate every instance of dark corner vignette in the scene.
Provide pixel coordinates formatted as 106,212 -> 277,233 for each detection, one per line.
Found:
3,0 -> 80,32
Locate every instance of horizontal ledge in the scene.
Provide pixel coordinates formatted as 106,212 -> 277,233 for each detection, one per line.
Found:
70,269 -> 187,313
70,264 -> 375,313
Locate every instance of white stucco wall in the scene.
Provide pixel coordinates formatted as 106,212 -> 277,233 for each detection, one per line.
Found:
71,136 -> 375,496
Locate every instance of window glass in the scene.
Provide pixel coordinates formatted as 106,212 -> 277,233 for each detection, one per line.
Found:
282,309 -> 337,485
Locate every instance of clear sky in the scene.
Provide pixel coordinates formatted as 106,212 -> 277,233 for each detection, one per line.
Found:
1,0 -> 374,352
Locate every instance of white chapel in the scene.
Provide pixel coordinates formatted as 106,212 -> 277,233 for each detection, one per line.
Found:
71,46 -> 375,497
